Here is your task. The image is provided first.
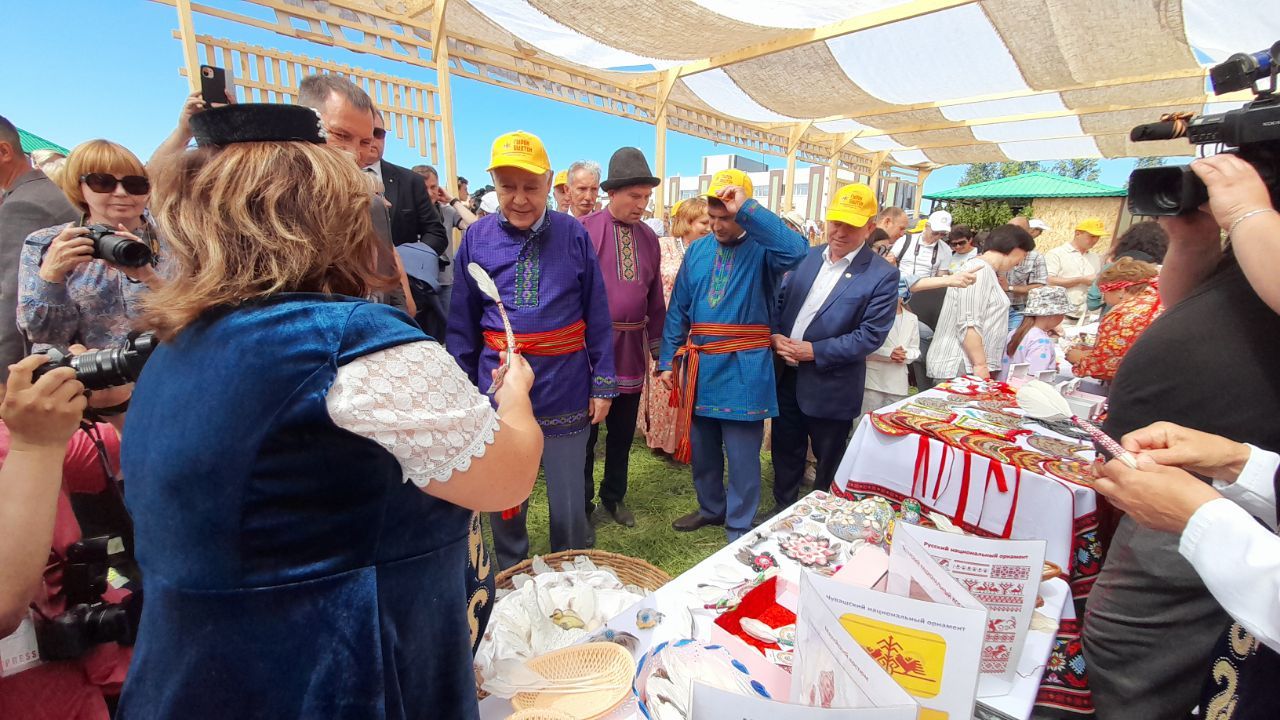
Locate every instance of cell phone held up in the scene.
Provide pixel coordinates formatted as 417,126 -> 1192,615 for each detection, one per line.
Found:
199,65 -> 231,107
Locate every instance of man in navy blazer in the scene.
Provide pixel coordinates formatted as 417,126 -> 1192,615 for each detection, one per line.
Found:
770,184 -> 899,510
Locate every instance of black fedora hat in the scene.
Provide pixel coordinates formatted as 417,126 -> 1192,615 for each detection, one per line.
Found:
600,147 -> 660,192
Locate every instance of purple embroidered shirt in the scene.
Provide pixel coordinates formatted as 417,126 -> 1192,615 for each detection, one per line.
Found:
447,211 -> 617,437
579,209 -> 666,394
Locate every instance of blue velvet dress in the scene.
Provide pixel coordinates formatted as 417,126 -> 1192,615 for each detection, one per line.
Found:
118,294 -> 479,719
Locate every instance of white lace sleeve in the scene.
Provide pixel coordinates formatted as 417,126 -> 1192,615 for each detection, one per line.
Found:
326,340 -> 499,487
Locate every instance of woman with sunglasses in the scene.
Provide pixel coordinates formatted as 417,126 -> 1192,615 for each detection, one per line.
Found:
18,139 -> 162,351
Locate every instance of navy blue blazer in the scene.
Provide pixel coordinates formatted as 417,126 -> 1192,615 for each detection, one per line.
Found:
774,244 -> 899,420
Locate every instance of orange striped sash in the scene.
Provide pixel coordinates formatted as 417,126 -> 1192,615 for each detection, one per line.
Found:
671,323 -> 772,463
483,319 -> 586,356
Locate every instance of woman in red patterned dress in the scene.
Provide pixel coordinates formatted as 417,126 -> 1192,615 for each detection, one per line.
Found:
639,198 -> 709,457
1067,257 -> 1162,381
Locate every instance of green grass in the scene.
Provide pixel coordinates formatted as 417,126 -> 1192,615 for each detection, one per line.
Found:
494,430 -> 778,577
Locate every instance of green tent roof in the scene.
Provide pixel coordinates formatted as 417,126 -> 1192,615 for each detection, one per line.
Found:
925,172 -> 1125,201
18,128 -> 69,156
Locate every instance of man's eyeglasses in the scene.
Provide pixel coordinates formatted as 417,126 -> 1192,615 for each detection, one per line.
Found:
81,173 -> 150,195
372,127 -> 386,140
873,244 -> 893,256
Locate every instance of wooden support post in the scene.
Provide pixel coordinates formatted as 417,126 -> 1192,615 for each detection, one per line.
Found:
913,168 -> 933,219
652,69 -> 678,214
176,0 -> 202,92
655,110 -> 669,213
431,0 -> 457,195
784,121 -> 812,213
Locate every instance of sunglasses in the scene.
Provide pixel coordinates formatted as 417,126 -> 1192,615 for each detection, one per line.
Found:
81,173 -> 150,195
372,127 -> 386,140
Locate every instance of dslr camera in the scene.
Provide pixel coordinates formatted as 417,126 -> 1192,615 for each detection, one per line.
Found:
1128,41 -> 1280,216
31,332 -> 158,391
35,536 -> 141,660
82,224 -> 154,268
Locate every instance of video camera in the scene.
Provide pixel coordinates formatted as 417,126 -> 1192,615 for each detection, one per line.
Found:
1128,41 -> 1280,216
35,535 -> 141,660
31,332 -> 158,391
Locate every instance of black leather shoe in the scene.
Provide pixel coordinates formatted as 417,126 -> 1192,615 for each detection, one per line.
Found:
672,510 -> 724,532
607,501 -> 636,528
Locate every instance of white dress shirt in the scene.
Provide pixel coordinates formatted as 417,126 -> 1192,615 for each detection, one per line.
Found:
789,245 -> 862,343
1180,445 -> 1280,652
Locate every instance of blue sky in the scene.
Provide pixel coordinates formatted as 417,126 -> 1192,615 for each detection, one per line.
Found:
1,0 -> 1159,197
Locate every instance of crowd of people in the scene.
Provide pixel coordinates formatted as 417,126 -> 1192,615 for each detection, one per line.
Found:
0,69 -> 1277,720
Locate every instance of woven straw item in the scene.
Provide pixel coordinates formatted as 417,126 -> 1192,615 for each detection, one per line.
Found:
510,642 -> 636,719
505,709 -> 574,720
493,550 -> 672,593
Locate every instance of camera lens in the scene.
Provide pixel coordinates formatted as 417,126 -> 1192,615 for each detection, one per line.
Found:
95,233 -> 153,268
85,604 -> 131,645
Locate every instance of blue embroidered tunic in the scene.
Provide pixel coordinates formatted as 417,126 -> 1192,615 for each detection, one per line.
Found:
658,200 -> 807,421
448,211 -> 617,436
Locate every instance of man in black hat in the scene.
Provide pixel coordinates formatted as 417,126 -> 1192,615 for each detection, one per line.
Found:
579,147 -> 667,530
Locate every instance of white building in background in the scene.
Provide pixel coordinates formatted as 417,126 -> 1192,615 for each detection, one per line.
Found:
662,154 -> 920,222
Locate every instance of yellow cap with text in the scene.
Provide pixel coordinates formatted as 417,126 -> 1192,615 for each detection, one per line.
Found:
826,183 -> 878,228
706,169 -> 754,200
1074,217 -> 1109,237
907,217 -> 927,234
487,131 -> 552,175
553,169 -> 568,187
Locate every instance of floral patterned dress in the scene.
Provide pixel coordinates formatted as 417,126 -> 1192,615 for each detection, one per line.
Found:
1071,287 -> 1162,381
638,235 -> 689,455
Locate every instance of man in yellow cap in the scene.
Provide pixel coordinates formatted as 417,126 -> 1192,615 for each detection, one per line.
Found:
448,130 -> 618,569
657,169 -> 807,540
769,183 -> 899,511
1045,217 -> 1107,319
553,169 -> 570,213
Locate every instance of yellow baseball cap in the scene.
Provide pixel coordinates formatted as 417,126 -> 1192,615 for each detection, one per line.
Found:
487,131 -> 551,175
553,169 -> 568,188
1074,218 -> 1109,237
706,169 -> 754,200
908,217 -> 927,234
826,183 -> 878,228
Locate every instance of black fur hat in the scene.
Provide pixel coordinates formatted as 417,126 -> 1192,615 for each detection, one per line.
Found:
190,104 -> 326,146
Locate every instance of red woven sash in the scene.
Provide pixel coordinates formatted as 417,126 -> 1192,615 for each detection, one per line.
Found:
670,323 -> 773,463
483,319 -> 586,356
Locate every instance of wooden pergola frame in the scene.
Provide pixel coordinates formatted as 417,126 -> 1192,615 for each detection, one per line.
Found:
157,0 -> 929,217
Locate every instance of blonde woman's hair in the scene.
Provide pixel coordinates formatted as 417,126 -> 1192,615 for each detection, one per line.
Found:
30,149 -> 66,181
670,196 -> 709,240
144,141 -> 394,339
57,139 -> 147,213
1098,256 -> 1158,291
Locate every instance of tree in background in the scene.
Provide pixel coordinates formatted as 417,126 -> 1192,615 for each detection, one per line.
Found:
950,200 -> 1033,230
959,161 -> 1043,186
1049,158 -> 1101,181
1134,156 -> 1166,169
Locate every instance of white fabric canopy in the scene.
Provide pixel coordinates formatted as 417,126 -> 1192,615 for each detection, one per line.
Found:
242,0 -> 1280,166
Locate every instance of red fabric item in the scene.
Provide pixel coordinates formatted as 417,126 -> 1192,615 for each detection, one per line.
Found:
0,423 -> 133,719
714,577 -> 797,655
670,323 -> 772,463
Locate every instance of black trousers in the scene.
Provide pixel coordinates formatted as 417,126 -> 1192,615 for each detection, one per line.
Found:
771,366 -> 854,506
584,392 -> 642,513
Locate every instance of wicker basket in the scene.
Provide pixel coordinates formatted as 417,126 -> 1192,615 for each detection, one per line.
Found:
493,550 -> 672,593
510,642 -> 635,719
